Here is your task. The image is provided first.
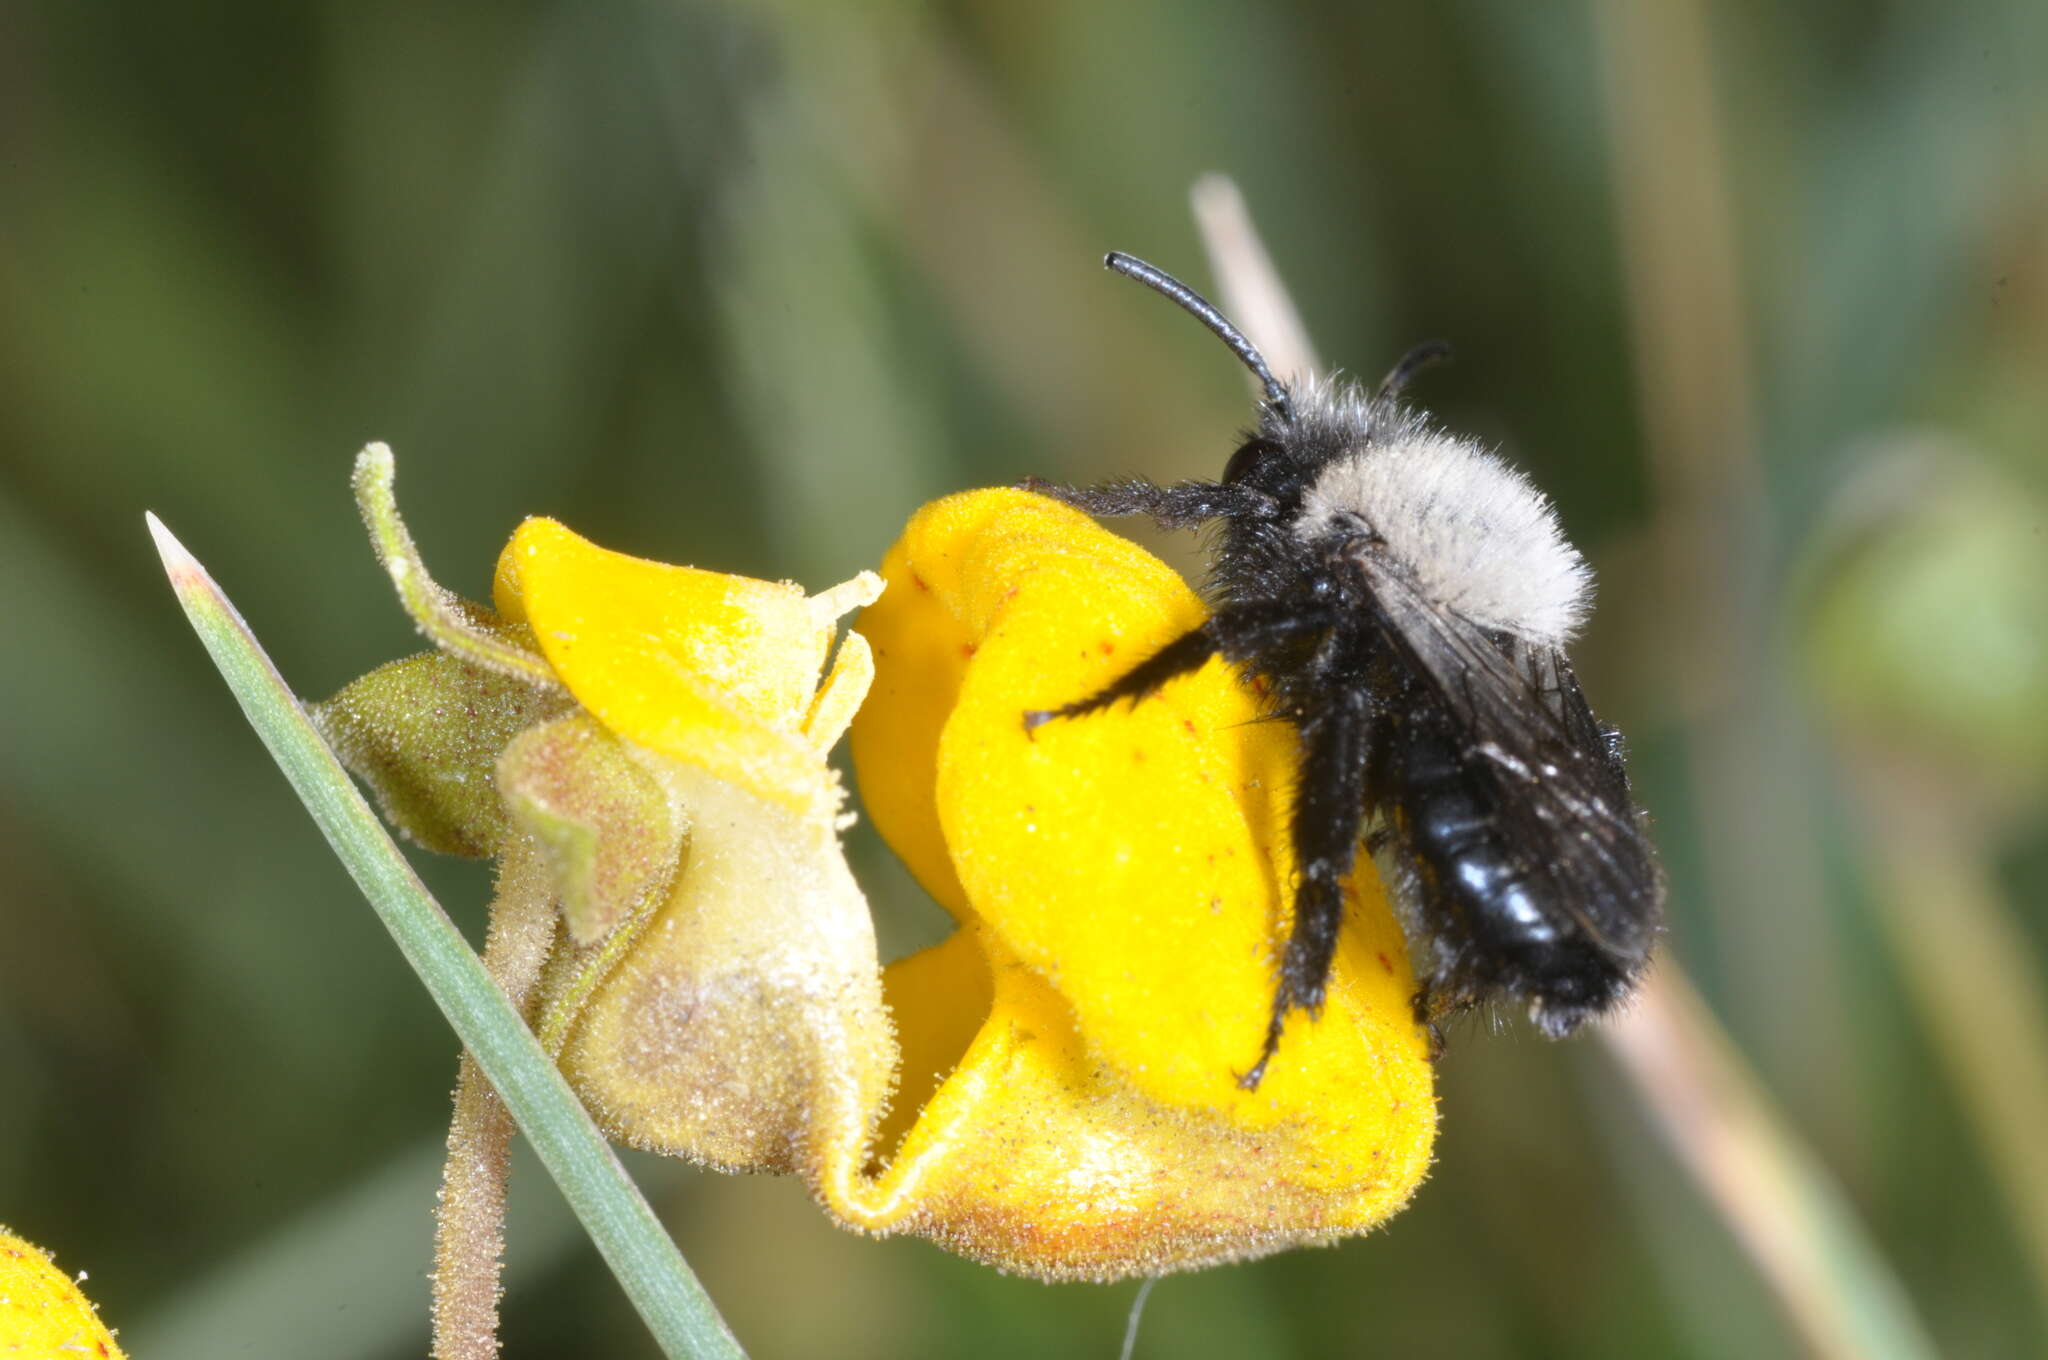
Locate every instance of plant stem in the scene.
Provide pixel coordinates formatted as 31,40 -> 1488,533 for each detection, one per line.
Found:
434,837 -> 561,1360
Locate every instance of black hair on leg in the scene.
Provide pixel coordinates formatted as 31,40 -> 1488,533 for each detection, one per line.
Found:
1238,694 -> 1372,1090
1020,476 -> 1257,531
1024,624 -> 1219,732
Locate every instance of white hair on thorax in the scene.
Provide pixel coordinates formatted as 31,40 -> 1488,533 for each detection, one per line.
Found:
1296,426 -> 1592,646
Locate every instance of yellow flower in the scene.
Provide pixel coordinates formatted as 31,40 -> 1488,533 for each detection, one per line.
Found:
486,517 -> 897,1174
833,488 -> 1435,1278
0,1228 -> 127,1358
328,458 -> 1434,1285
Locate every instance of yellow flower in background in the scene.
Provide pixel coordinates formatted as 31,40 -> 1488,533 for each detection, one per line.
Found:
0,1228 -> 127,1358
326,454 -> 1434,1287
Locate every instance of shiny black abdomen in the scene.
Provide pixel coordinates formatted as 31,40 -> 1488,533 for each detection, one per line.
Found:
1376,701 -> 1633,1033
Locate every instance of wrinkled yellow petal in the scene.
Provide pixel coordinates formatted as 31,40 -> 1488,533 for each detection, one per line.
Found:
492,517 -> 879,816
0,1229 -> 127,1358
869,922 -> 992,1163
836,488 -> 1436,1276
857,488 -> 1434,1106
845,530 -> 974,917
830,929 -> 1430,1280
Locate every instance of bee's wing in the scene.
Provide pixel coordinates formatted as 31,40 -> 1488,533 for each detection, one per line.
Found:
1360,564 -> 1663,960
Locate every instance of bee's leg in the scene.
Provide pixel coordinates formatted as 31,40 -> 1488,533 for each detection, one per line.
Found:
1239,693 -> 1371,1090
1411,983 -> 1468,1060
1023,623 -> 1219,732
1024,604 -> 1337,734
1019,476 -> 1255,531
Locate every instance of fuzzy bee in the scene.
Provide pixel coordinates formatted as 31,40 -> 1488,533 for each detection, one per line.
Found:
1025,253 -> 1663,1088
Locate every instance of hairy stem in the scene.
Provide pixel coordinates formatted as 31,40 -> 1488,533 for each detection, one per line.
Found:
433,837 -> 561,1360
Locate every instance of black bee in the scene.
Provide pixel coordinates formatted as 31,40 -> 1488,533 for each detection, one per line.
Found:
1026,253 -> 1662,1088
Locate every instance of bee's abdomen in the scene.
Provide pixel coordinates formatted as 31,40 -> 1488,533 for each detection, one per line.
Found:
1397,728 -> 1553,943
1380,713 -> 1631,1033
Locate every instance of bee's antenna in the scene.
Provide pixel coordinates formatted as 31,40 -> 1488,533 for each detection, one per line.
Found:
1375,339 -> 1453,405
1105,252 -> 1292,422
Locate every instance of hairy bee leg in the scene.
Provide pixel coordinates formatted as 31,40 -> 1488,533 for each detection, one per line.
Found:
1239,695 -> 1372,1090
1023,623 -> 1219,732
1238,1009 -> 1289,1092
1411,984 -> 1469,1060
1019,475 -> 1251,531
1023,603 -> 1339,735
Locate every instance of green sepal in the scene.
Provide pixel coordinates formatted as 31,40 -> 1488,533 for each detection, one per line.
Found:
314,642 -> 573,857
499,715 -> 686,945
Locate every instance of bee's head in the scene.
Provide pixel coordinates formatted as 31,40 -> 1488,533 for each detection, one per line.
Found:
1218,432 -> 1303,510
1102,252 -> 1307,513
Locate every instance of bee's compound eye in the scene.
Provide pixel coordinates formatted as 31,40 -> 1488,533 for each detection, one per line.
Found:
1223,437 -> 1278,485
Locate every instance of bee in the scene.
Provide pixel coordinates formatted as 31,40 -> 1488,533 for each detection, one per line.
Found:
1026,253 -> 1663,1088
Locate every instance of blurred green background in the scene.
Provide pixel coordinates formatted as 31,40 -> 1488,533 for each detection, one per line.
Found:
5,2 -> 2047,1356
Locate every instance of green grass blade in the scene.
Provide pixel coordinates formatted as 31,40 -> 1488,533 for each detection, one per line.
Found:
146,512 -> 746,1360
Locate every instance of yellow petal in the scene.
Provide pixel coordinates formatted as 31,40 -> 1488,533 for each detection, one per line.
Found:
836,488 -> 1436,1275
803,630 -> 875,756
846,520 -> 977,917
492,517 -> 877,816
0,1229 -> 127,1358
833,929 -> 1431,1279
858,488 -> 1434,1105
